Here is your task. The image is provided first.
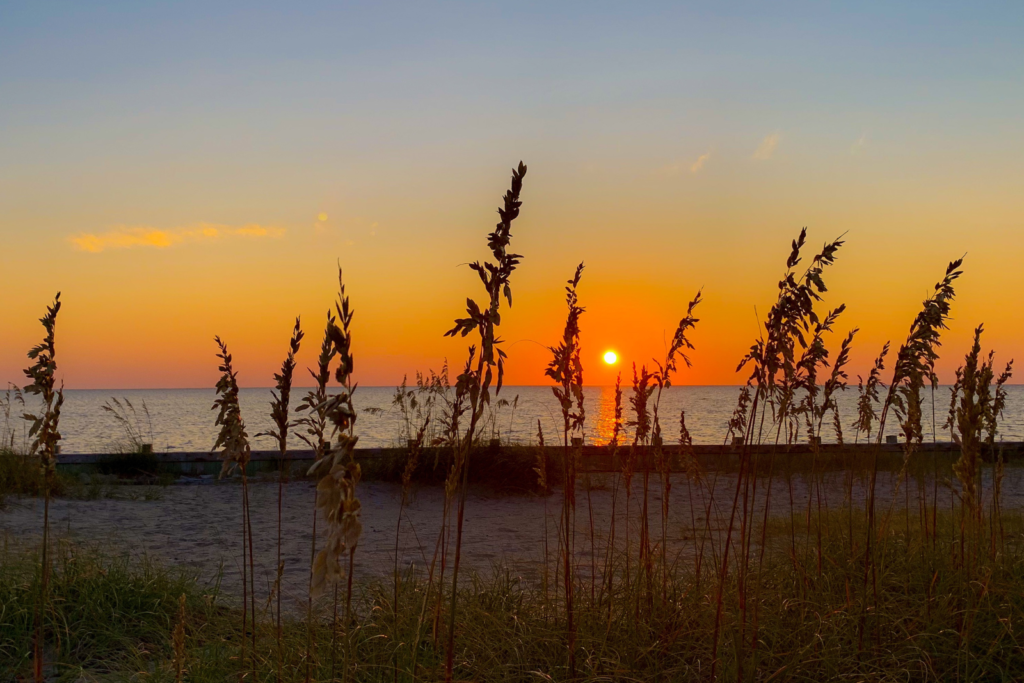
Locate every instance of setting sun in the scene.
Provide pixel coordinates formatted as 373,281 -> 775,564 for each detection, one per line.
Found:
603,350 -> 618,365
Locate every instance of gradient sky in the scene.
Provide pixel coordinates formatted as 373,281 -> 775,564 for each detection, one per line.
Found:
2,1 -> 1023,389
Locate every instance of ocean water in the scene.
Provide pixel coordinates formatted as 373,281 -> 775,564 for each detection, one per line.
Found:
7,384 -> 1024,454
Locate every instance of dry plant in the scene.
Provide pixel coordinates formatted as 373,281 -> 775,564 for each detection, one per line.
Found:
296,310 -> 337,682
211,336 -> 256,679
846,343 -> 889,547
306,268 -> 361,681
101,397 -> 153,453
618,370 -> 639,594
947,325 -> 1013,554
439,161 -> 527,682
534,419 -> 551,612
545,262 -> 586,677
860,257 -> 963,649
677,409 -> 705,579
627,363 -> 656,614
792,311 -> 855,577
853,344 -> 889,444
172,593 -> 187,683
256,316 -> 303,682
722,229 -> 846,679
22,292 -> 64,683
650,288 -> 702,603
602,373 -> 623,612
392,414 -> 428,682
1,384 -> 28,452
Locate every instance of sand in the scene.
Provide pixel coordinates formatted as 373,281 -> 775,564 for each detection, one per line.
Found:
3,467 -> 1020,616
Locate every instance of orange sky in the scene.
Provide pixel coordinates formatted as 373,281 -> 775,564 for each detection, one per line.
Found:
2,172 -> 1020,390
2,4 -> 1022,390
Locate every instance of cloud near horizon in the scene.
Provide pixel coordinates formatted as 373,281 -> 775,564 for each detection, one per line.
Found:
70,223 -> 285,253
752,133 -> 781,160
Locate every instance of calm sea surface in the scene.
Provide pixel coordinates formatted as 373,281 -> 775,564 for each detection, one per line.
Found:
9,385 -> 1023,454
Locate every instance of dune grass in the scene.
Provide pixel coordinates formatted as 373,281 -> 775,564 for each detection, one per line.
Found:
3,506 -> 1024,682
6,164 -> 1023,682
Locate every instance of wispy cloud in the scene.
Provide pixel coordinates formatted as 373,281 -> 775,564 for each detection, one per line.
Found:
656,152 -> 711,176
690,150 -> 712,173
752,133 -> 781,160
69,223 -> 285,253
850,132 -> 867,155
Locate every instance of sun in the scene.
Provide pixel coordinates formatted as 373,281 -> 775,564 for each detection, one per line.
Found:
603,350 -> 618,365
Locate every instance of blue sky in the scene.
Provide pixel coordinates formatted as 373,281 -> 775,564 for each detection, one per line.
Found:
2,2 -> 1023,388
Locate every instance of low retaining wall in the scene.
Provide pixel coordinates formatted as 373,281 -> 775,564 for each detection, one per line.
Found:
50,441 -> 1024,478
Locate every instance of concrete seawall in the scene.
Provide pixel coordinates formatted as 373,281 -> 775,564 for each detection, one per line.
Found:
49,441 -> 1024,477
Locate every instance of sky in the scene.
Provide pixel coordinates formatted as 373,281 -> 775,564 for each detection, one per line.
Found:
2,1 -> 1023,389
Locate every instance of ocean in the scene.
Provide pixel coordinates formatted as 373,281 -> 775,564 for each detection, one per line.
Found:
8,384 -> 1024,454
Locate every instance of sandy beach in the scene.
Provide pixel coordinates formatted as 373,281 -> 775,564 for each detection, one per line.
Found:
5,466 -> 1017,617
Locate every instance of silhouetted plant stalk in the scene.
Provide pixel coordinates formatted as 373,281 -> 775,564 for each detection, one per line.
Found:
22,292 -> 63,683
440,161 -> 527,682
716,228 -> 845,680
850,344 -> 889,550
812,326 -> 855,571
936,324 -> 1013,666
545,262 -> 586,678
429,362 -> 468,649
212,336 -> 256,681
793,307 -> 853,577
677,410 -> 703,581
987,359 -> 1013,557
755,234 -> 847,667
393,413 -> 428,682
650,289 -> 702,604
947,326 -> 1013,563
602,373 -> 623,620
256,316 -> 303,683
308,269 -> 362,683
627,363 -> 656,617
859,257 -> 962,652
296,311 -> 337,683
392,373 -> 445,448
408,365 -> 461,682
534,419 -> 551,613
619,372 -> 637,602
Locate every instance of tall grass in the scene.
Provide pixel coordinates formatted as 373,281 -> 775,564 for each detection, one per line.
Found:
308,269 -> 362,682
545,262 -> 586,677
947,326 -> 1013,566
98,397 -> 161,477
101,396 -> 153,452
297,310 -> 338,682
2,384 -> 28,453
722,229 -> 846,678
650,289 -> 702,605
212,336 -> 257,680
21,292 -> 64,683
8,499 -> 1024,682
439,161 -> 527,682
257,317 -> 304,682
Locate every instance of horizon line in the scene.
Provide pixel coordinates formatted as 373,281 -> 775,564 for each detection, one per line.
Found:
36,383 -> 1024,392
